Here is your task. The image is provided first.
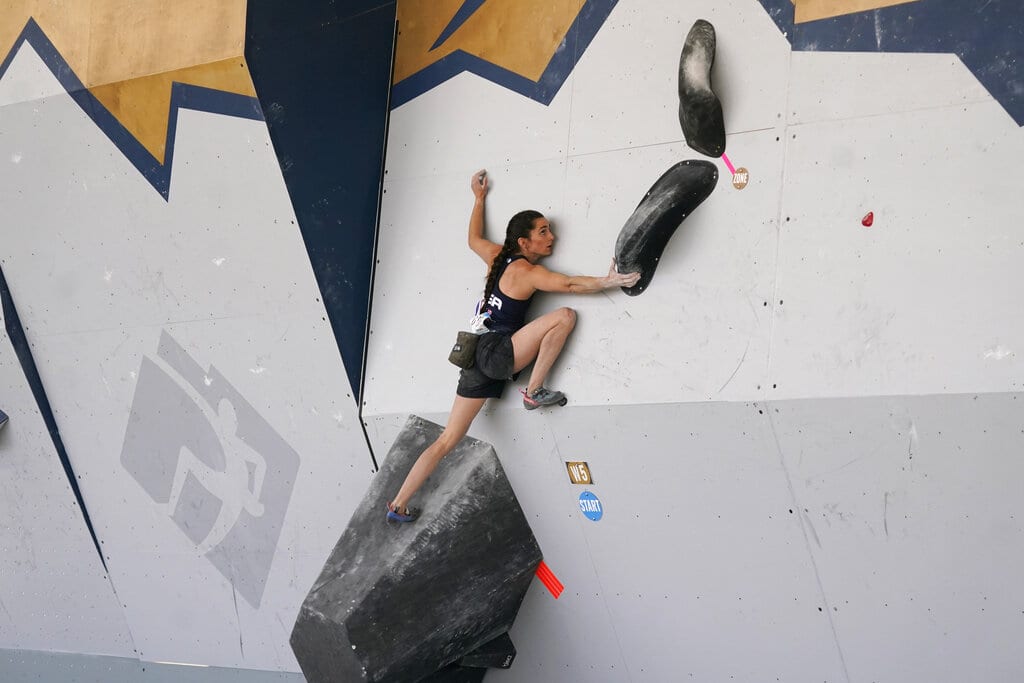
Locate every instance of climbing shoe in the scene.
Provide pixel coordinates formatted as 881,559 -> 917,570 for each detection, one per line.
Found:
522,387 -> 567,410
385,502 -> 420,524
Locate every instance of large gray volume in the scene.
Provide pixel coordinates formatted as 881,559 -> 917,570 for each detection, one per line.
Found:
290,416 -> 543,682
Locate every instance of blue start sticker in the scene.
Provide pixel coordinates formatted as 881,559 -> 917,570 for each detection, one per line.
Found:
578,491 -> 603,521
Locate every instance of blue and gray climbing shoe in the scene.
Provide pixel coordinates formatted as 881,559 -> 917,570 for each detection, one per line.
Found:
0,409 -> 8,430
522,387 -> 567,410
386,503 -> 420,524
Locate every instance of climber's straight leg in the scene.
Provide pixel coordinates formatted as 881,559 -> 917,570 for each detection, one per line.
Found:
389,396 -> 486,512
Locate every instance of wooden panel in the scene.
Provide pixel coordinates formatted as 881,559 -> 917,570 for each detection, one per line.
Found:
87,0 -> 246,86
1,1 -> 94,87
793,0 -> 920,24
395,0 -> 586,83
394,0 -> 463,83
89,57 -> 256,163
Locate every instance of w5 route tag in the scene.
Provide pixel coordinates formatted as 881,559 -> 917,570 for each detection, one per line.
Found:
565,461 -> 592,484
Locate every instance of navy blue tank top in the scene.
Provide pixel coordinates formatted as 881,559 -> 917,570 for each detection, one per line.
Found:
483,255 -> 534,335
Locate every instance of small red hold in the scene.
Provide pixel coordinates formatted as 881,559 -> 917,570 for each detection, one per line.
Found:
862,211 -> 874,227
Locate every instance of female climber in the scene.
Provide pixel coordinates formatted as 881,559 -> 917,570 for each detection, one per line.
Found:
386,169 -> 640,523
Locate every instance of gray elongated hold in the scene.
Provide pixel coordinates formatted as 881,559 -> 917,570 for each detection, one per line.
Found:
614,160 -> 718,296
678,19 -> 725,157
290,415 -> 542,683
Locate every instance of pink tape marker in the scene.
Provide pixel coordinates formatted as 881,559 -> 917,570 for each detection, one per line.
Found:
721,152 -> 736,175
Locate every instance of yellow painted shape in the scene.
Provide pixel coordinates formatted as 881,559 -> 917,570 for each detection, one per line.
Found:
395,0 -> 586,84
87,0 -> 247,86
792,0 -> 920,24
2,1 -> 247,87
3,2 -> 255,165
1,1 -> 95,82
89,57 -> 256,163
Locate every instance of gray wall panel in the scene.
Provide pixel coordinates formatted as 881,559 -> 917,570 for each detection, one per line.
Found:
372,394 -> 1024,682
771,393 -> 1024,683
0,648 -> 305,683
0,42 -> 67,108
555,402 -> 845,682
0,314 -> 134,655
787,51 -> 992,126
771,100 -> 1024,400
0,44 -> 370,671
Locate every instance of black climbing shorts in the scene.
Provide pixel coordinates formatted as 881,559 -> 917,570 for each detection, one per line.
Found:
456,332 -> 515,399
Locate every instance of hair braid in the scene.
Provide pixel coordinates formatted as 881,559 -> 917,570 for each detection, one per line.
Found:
482,241 -> 518,307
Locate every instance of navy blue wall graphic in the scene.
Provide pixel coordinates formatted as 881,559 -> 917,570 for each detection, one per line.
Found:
757,0 -> 1023,125
245,1 -> 396,404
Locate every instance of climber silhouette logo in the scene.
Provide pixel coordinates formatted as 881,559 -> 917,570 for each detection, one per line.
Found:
120,331 -> 299,608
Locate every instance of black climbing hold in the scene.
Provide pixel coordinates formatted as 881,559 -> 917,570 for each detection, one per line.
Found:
678,19 -> 726,157
614,160 -> 719,296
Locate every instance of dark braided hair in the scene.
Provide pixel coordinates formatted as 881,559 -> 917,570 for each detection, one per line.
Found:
481,210 -> 544,307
